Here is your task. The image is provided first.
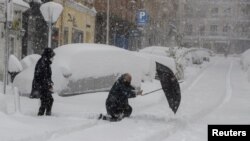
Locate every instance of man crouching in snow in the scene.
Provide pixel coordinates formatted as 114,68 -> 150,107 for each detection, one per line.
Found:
30,48 -> 55,116
99,73 -> 143,121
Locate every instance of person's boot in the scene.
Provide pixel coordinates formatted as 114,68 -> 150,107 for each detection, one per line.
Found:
38,111 -> 44,116
123,105 -> 132,118
46,98 -> 53,116
45,107 -> 52,116
38,107 -> 45,116
38,113 -> 43,116
98,114 -> 110,120
98,114 -> 103,120
46,111 -> 51,116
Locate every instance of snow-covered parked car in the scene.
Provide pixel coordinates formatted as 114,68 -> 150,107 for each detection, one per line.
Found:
191,52 -> 203,65
241,49 -> 250,71
139,46 -> 185,79
188,49 -> 211,65
240,49 -> 250,82
14,44 -> 174,96
139,46 -> 212,79
139,46 -> 171,57
135,52 -> 177,80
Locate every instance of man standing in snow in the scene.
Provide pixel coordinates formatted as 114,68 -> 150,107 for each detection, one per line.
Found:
30,48 -> 55,116
99,73 -> 143,121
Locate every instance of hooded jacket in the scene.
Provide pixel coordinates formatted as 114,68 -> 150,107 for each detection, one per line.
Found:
30,48 -> 55,98
106,75 -> 136,108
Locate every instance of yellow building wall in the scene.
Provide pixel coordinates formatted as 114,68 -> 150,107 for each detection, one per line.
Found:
55,3 -> 96,46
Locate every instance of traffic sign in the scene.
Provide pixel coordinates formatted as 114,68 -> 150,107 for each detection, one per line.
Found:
136,10 -> 148,26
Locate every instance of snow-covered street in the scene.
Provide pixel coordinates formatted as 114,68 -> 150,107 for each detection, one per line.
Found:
0,56 -> 249,141
0,0 -> 249,140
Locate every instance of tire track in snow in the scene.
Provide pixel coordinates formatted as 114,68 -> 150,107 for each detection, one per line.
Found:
12,117 -> 106,141
187,60 -> 234,122
184,58 -> 219,91
144,58 -> 234,141
223,61 -> 233,106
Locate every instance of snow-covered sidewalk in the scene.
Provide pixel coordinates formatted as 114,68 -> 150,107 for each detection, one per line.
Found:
0,56 -> 249,141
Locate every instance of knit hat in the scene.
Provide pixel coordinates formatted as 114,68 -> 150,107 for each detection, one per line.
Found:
42,48 -> 55,58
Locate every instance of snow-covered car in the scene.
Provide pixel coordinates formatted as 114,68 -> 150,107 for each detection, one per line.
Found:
241,49 -> 250,81
139,46 -> 213,79
139,46 -> 171,57
241,49 -> 250,71
14,44 -> 175,96
135,52 -> 177,80
139,46 -> 190,79
191,52 -> 203,65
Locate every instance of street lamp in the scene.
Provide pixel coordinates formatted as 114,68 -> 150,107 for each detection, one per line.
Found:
40,2 -> 63,48
106,0 -> 110,45
129,0 -> 137,50
3,0 -> 14,94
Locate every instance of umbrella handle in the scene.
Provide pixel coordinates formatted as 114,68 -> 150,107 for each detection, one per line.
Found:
142,88 -> 163,96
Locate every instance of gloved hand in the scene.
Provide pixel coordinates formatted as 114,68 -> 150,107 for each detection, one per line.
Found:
136,89 -> 143,96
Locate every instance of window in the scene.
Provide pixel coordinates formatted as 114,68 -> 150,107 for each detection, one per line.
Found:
210,25 -> 217,32
185,24 -> 193,35
211,7 -> 219,15
64,27 -> 69,45
223,25 -> 230,32
224,8 -> 231,15
210,25 -> 218,35
240,4 -> 250,16
184,4 -> 193,17
199,25 -> 205,36
72,28 -> 84,43
86,32 -> 91,43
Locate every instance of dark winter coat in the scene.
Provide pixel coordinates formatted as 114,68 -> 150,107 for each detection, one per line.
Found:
30,48 -> 55,98
106,75 -> 136,109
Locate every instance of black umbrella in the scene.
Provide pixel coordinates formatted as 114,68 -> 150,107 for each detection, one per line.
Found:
143,62 -> 181,114
156,62 -> 181,113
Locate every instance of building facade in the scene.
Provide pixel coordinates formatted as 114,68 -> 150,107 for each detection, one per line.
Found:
141,0 -> 179,48
93,0 -> 179,50
54,0 -> 96,46
22,0 -> 96,56
178,0 -> 250,54
93,0 -> 142,50
0,1 -> 29,80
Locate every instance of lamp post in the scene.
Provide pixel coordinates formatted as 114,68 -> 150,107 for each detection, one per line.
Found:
40,2 -> 63,48
106,0 -> 110,45
3,0 -> 14,94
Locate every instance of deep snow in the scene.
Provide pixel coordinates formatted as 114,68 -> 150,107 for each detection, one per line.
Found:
0,56 -> 250,141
